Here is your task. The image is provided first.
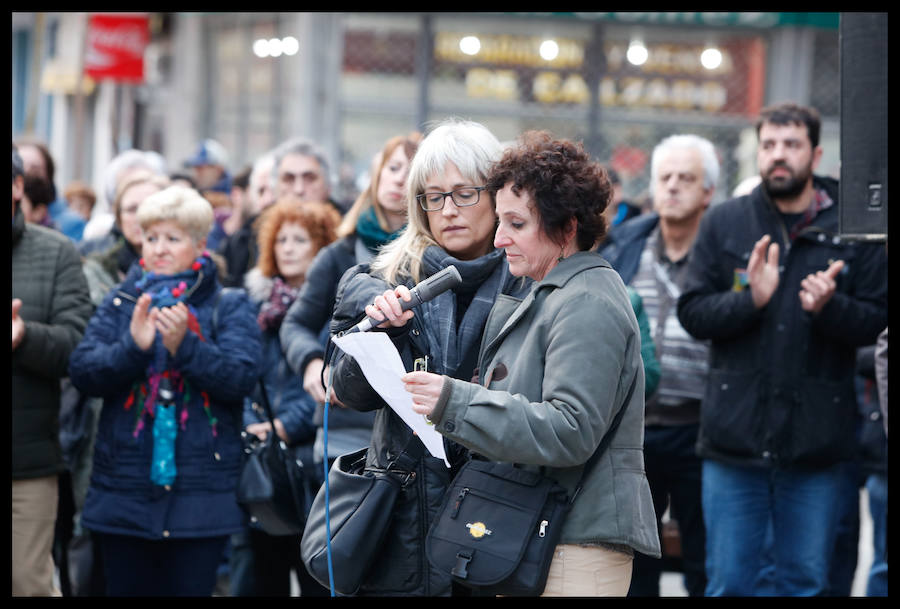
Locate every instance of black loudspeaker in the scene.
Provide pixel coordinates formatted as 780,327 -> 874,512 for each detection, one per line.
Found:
839,13 -> 888,240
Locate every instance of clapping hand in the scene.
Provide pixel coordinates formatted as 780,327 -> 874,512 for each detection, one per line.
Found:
12,298 -> 25,351
130,293 -> 157,351
154,302 -> 190,357
748,235 -> 781,309
799,259 -> 844,314
130,294 -> 189,356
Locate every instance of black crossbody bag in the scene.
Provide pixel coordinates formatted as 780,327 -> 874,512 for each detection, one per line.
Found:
425,375 -> 636,596
212,288 -> 311,536
235,378 -> 313,536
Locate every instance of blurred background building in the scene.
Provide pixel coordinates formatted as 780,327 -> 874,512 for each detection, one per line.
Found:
12,11 -> 842,213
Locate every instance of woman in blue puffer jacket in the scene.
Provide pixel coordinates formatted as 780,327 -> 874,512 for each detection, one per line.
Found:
69,185 -> 261,596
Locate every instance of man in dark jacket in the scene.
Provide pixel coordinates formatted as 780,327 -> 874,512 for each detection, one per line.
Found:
676,102 -> 888,596
602,134 -> 717,597
219,153 -> 275,287
219,138 -> 346,288
12,145 -> 93,596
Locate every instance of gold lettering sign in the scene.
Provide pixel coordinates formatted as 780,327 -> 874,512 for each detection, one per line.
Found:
442,32 -> 754,114
436,32 -> 584,69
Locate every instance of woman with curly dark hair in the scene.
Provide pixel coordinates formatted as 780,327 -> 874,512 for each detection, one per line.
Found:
401,131 -> 661,596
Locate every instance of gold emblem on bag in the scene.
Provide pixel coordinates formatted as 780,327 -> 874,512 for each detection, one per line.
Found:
466,521 -> 492,538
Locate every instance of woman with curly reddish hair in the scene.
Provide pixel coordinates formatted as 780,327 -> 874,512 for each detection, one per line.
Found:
230,198 -> 341,597
401,131 -> 661,596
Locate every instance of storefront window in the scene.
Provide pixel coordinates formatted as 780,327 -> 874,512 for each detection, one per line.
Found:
196,13 -> 839,204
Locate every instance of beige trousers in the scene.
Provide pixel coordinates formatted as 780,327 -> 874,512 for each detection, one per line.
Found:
12,475 -> 61,597
540,543 -> 633,597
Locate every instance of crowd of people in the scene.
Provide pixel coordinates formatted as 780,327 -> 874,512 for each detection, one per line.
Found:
11,101 -> 887,598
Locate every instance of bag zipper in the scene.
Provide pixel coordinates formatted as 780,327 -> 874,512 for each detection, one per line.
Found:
450,487 -> 469,518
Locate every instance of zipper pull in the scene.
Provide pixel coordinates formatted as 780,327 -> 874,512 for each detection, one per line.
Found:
451,488 -> 469,519
539,519 -> 549,537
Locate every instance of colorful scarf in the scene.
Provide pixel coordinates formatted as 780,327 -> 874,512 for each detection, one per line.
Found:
355,206 -> 405,254
257,276 -> 300,332
125,251 -> 218,486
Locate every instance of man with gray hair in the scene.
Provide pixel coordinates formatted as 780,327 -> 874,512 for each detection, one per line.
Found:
600,133 -> 719,597
271,136 -> 345,213
219,137 -> 348,287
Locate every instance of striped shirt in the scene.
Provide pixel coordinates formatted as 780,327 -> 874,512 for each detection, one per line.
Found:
630,227 -> 710,426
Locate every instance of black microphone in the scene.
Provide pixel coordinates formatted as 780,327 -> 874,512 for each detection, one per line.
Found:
350,265 -> 462,333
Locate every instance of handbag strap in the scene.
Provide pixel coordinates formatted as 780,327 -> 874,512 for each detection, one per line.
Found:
256,377 -> 278,425
386,432 -> 426,474
568,371 -> 638,506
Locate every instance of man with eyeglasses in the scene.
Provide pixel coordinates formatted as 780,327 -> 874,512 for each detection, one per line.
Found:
219,138 -> 347,287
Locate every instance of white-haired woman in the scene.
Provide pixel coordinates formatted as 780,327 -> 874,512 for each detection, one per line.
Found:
69,185 -> 262,596
323,118 -> 531,596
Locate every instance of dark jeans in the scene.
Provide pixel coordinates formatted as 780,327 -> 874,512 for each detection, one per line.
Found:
826,460 -> 862,596
229,527 -> 329,596
629,424 -> 706,597
94,532 -> 228,596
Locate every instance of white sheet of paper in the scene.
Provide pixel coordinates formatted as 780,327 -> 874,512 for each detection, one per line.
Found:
331,332 -> 449,467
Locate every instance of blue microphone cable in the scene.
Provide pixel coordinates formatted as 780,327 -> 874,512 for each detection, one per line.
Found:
323,357 -> 336,597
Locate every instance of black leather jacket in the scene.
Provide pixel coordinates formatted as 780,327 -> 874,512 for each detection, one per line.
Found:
327,265 -> 465,596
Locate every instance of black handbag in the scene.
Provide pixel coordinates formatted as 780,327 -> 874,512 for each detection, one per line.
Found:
425,376 -> 635,596
236,379 -> 312,536
300,438 -> 424,596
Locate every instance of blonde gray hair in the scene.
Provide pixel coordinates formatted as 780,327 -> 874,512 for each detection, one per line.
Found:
114,169 -> 171,222
137,184 -> 214,244
370,118 -> 503,283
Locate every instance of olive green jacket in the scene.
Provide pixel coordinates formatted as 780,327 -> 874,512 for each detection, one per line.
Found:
430,252 -> 661,558
12,206 -> 93,479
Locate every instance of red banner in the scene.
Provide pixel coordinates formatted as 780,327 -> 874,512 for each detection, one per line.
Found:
84,14 -> 149,82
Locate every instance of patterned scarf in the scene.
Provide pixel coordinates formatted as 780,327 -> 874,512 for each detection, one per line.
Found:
788,185 -> 835,241
257,276 -> 300,332
418,245 -> 507,378
126,252 -> 218,486
355,206 -> 405,255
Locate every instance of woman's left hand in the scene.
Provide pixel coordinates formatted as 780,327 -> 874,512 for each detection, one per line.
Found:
155,302 -> 190,356
246,418 -> 289,443
246,421 -> 272,441
402,370 -> 445,418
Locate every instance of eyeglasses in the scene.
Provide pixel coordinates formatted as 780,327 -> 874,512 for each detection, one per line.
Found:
416,186 -> 486,212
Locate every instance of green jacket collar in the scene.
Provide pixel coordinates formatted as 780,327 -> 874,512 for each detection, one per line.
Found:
537,251 -> 611,289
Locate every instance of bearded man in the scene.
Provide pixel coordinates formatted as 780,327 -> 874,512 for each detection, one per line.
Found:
676,102 -> 888,596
